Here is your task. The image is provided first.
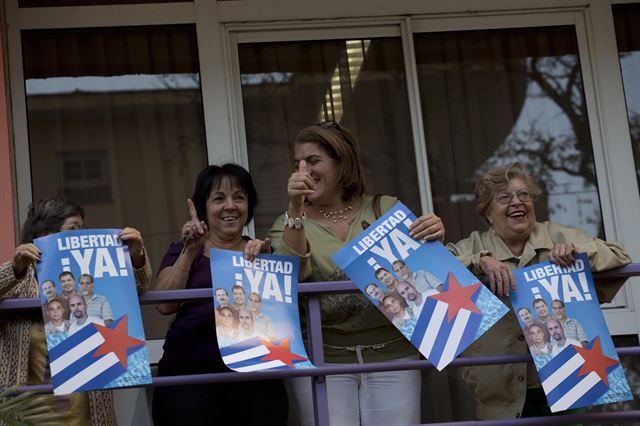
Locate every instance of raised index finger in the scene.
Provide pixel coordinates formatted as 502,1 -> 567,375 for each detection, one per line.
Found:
187,198 -> 199,222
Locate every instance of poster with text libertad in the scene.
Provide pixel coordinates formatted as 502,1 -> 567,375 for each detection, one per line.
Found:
210,249 -> 314,371
510,253 -> 632,412
332,202 -> 509,370
34,229 -> 151,395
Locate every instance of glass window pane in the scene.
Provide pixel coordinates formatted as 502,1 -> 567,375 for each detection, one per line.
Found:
20,0 -> 189,7
613,4 -> 640,193
239,38 -> 421,238
23,25 -> 207,336
414,26 -> 604,243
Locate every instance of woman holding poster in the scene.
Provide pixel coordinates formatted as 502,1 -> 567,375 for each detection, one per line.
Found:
447,162 -> 631,420
267,121 -> 445,426
152,164 -> 288,426
2,196 -> 151,425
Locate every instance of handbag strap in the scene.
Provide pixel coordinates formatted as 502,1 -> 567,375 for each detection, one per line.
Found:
360,194 -> 383,230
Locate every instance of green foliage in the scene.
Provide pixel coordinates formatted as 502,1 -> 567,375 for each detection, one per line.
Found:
0,387 -> 67,426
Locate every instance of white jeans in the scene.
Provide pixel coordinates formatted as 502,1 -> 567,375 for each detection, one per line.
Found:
288,356 -> 421,426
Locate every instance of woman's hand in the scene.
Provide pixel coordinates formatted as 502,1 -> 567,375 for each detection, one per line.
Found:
119,227 -> 145,269
479,255 -> 516,297
409,213 -> 445,242
550,242 -> 575,268
181,199 -> 209,254
287,160 -> 314,210
244,238 -> 271,262
11,244 -> 40,278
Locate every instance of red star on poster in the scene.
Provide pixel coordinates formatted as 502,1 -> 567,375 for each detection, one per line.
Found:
574,336 -> 619,386
259,337 -> 308,367
93,315 -> 145,368
429,272 -> 481,323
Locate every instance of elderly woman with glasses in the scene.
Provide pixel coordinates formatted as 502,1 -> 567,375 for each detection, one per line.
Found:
447,162 -> 631,420
2,196 -> 151,425
255,121 -> 445,426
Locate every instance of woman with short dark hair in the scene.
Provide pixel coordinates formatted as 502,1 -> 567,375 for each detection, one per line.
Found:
2,196 -> 151,425
152,163 -> 288,426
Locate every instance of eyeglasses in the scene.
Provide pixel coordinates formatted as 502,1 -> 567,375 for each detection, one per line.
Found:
494,189 -> 534,205
61,223 -> 84,231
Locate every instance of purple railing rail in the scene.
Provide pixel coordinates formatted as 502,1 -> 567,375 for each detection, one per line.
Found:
3,265 -> 640,425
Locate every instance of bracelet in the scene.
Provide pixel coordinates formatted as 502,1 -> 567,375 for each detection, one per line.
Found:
284,211 -> 306,229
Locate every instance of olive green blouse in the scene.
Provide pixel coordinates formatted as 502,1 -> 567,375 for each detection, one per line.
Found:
269,195 -> 418,363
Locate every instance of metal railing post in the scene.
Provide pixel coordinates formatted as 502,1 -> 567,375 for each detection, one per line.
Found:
306,295 -> 330,426
3,266 -> 640,425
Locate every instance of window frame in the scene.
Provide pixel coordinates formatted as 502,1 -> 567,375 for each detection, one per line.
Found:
226,21 -> 435,219
5,0 -> 639,336
221,3 -> 640,334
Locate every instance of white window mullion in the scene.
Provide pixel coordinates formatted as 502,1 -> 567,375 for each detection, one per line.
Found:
400,17 -> 433,215
575,4 -> 640,241
576,1 -> 640,335
218,0 -> 589,24
194,0 -> 235,165
411,11 -> 575,33
233,24 -> 400,44
6,0 -> 32,226
224,31 -> 250,168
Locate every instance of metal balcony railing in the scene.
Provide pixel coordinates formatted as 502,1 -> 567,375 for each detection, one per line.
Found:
1,264 -> 640,425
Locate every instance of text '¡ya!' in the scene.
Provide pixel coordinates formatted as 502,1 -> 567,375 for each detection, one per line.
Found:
523,258 -> 593,302
56,234 -> 129,278
232,256 -> 295,304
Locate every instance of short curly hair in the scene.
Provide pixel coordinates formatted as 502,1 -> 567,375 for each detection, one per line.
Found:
475,162 -> 541,221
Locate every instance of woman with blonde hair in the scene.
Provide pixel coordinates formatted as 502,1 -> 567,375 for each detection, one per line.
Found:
448,162 -> 631,419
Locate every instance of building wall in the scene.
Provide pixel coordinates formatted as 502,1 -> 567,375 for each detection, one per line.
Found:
0,2 -> 16,260
2,0 -> 640,423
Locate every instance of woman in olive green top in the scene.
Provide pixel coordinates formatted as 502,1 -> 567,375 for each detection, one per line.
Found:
268,121 -> 445,426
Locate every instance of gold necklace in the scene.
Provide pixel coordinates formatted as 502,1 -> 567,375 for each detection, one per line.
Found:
313,204 -> 353,223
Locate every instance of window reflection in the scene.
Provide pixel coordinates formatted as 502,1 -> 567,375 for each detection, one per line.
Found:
319,39 -> 372,122
614,4 -> 640,194
26,74 -> 200,95
22,26 -> 207,337
414,26 -> 603,243
238,38 -> 421,237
